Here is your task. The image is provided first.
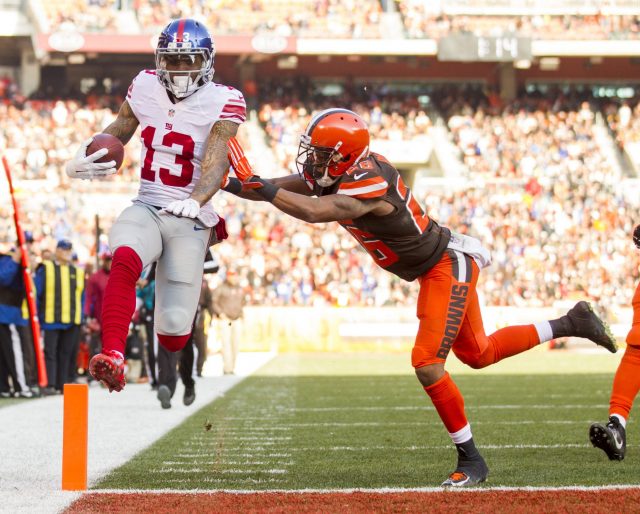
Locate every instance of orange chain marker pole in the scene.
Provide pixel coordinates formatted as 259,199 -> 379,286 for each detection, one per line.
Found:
2,155 -> 47,387
62,384 -> 89,490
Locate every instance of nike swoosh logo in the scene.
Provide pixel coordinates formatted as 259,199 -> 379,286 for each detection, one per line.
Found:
353,172 -> 367,180
193,226 -> 209,231
613,432 -> 624,449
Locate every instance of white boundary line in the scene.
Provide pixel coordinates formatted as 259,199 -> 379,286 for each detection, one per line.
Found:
83,485 -> 640,494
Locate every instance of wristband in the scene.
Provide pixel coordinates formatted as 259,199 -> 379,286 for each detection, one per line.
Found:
222,177 -> 243,195
253,177 -> 280,202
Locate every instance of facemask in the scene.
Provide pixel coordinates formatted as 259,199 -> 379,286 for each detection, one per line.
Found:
170,74 -> 194,98
316,168 -> 338,187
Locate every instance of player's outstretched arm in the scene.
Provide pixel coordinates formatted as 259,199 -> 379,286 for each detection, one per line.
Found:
226,174 -> 312,201
225,137 -> 311,200
193,120 -> 239,205
103,100 -> 140,146
227,136 -> 387,221
269,189 -> 386,223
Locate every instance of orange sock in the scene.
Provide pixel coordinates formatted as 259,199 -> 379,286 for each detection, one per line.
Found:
466,325 -> 540,369
424,372 -> 469,437
610,345 -> 640,420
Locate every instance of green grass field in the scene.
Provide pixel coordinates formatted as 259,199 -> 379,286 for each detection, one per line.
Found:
97,347 -> 639,490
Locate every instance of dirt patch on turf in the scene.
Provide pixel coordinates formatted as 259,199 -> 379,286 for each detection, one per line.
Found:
66,489 -> 640,513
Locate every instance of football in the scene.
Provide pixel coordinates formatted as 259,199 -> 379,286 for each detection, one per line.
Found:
86,133 -> 124,171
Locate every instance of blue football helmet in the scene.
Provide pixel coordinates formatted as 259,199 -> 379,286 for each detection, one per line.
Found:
155,18 -> 215,99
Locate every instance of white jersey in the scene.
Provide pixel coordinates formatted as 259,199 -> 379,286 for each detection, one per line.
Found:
126,70 -> 246,227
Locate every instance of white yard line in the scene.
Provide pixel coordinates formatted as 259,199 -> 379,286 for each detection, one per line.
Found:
82,484 -> 640,494
0,352 -> 275,514
279,404 -> 608,412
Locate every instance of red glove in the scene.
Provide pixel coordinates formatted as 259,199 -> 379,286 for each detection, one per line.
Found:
227,137 -> 262,189
215,216 -> 229,242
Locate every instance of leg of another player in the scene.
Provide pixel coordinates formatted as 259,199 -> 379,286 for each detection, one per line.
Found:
589,282 -> 640,460
156,344 -> 178,409
412,252 -> 488,487
194,318 -> 207,377
178,331 -> 196,406
588,345 -> 639,461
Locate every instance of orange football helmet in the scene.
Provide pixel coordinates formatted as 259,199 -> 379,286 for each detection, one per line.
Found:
296,108 -> 370,187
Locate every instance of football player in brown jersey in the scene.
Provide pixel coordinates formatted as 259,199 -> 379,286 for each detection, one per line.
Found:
224,108 -> 617,486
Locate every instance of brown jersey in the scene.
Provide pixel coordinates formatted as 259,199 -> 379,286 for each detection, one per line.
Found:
310,153 -> 450,282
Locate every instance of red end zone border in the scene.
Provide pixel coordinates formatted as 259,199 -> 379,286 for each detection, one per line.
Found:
66,486 -> 640,513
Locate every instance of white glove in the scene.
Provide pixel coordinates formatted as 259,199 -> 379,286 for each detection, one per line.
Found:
163,198 -> 201,218
65,137 -> 117,179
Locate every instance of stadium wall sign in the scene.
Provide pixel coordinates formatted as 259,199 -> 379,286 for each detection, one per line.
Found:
251,35 -> 288,54
37,34 -> 296,55
36,33 -> 640,58
47,30 -> 85,53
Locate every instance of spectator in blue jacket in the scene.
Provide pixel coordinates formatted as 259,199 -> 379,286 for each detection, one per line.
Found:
0,244 -> 34,398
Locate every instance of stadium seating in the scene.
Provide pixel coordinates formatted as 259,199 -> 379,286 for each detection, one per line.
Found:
35,0 -> 640,41
604,97 -> 640,172
396,4 -> 640,40
2,84 -> 640,310
37,0 -> 119,33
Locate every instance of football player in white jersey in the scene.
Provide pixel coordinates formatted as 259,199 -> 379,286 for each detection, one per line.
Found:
64,18 -> 246,392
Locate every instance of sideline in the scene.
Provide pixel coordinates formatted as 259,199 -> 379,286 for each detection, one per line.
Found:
0,352 -> 275,514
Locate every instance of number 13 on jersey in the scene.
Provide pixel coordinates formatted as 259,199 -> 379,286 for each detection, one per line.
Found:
140,125 -> 195,187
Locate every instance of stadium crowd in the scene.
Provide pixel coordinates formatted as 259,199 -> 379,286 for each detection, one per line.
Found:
3,75 -> 640,399
39,0 -> 120,33
257,78 -> 432,175
2,82 -> 640,315
397,4 -> 640,40
3,81 -> 640,310
35,0 -> 640,40
604,96 -> 640,151
436,87 -> 640,307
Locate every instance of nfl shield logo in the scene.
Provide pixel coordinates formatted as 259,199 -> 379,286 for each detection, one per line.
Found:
168,109 -> 175,117
165,123 -> 173,130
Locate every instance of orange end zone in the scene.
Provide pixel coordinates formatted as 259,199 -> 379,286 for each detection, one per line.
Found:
66,489 -> 640,514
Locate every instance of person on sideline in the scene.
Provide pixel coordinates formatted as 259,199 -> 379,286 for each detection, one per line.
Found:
212,270 -> 244,375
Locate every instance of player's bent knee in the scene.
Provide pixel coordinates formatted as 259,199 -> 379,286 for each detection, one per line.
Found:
157,333 -> 191,352
454,346 -> 496,370
625,326 -> 640,348
156,308 -> 191,336
456,353 -> 490,369
415,363 -> 445,387
625,344 -> 640,359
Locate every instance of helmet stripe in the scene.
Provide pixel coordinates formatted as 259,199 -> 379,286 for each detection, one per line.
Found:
176,18 -> 186,42
305,108 -> 357,138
